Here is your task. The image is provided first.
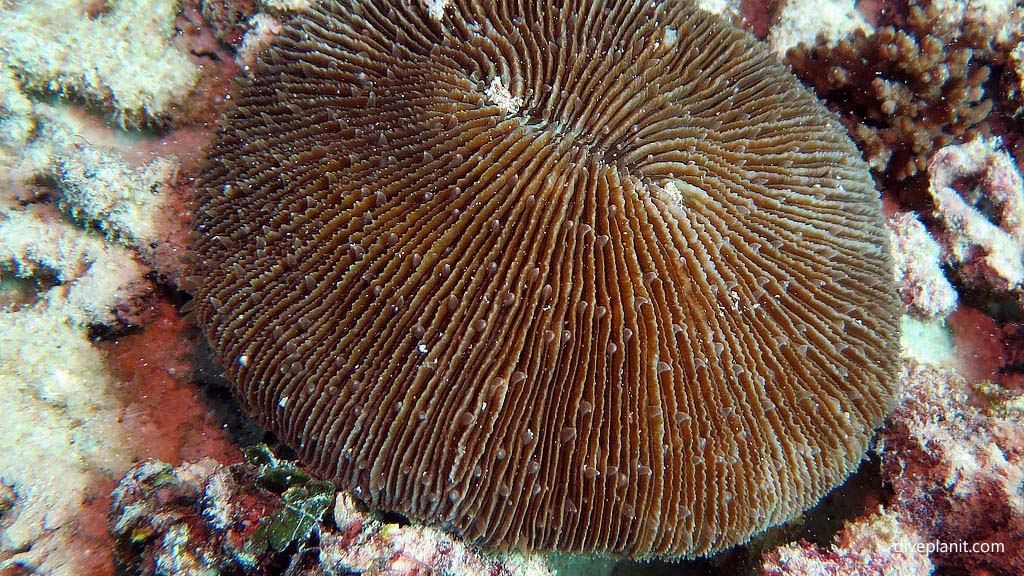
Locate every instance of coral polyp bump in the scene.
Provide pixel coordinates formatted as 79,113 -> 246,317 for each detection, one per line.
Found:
192,0 -> 901,558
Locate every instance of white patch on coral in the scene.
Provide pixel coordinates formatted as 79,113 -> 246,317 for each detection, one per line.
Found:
485,77 -> 523,115
654,27 -> 678,56
660,178 -> 709,208
769,0 -> 872,56
237,0 -> 315,65
0,0 -> 199,125
422,0 -> 451,21
238,13 -> 285,67
662,27 -> 678,48
695,0 -> 741,19
664,180 -> 685,205
901,316 -> 956,368
260,0 -> 314,13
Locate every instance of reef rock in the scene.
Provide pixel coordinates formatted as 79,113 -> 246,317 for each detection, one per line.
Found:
109,451 -> 551,576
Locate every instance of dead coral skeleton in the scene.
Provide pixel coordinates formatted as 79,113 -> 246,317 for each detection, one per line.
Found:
928,136 -> 1024,295
888,212 -> 959,319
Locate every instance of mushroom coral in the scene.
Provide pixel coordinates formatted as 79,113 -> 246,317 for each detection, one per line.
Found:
191,0 -> 901,558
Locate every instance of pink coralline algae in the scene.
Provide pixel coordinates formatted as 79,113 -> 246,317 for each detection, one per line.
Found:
879,364 -> 1024,574
928,137 -> 1024,297
759,364 -> 1023,575
761,508 -> 933,576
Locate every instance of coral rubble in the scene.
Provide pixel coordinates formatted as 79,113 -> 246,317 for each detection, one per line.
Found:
323,493 -> 550,576
110,451 -> 552,576
0,292 -> 134,574
0,198 -> 147,573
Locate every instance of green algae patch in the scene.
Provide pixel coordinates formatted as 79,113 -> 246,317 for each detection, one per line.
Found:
242,444 -> 336,557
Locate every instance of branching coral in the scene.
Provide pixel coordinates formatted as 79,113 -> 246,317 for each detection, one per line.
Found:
0,0 -> 200,126
786,0 -> 1023,189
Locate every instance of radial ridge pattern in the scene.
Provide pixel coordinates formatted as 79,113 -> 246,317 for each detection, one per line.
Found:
192,0 -> 901,558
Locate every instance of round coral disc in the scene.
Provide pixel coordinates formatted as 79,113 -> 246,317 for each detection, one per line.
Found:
193,0 -> 901,558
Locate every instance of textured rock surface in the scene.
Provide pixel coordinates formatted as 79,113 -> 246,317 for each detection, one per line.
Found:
109,455 -> 551,576
761,508 -> 933,576
760,363 -> 1024,575
888,212 -> 959,319
0,0 -> 200,126
880,364 -> 1024,574
928,137 -> 1024,296
0,3 -> 223,573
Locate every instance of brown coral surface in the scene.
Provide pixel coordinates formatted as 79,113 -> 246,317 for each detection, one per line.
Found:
191,0 -> 900,558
